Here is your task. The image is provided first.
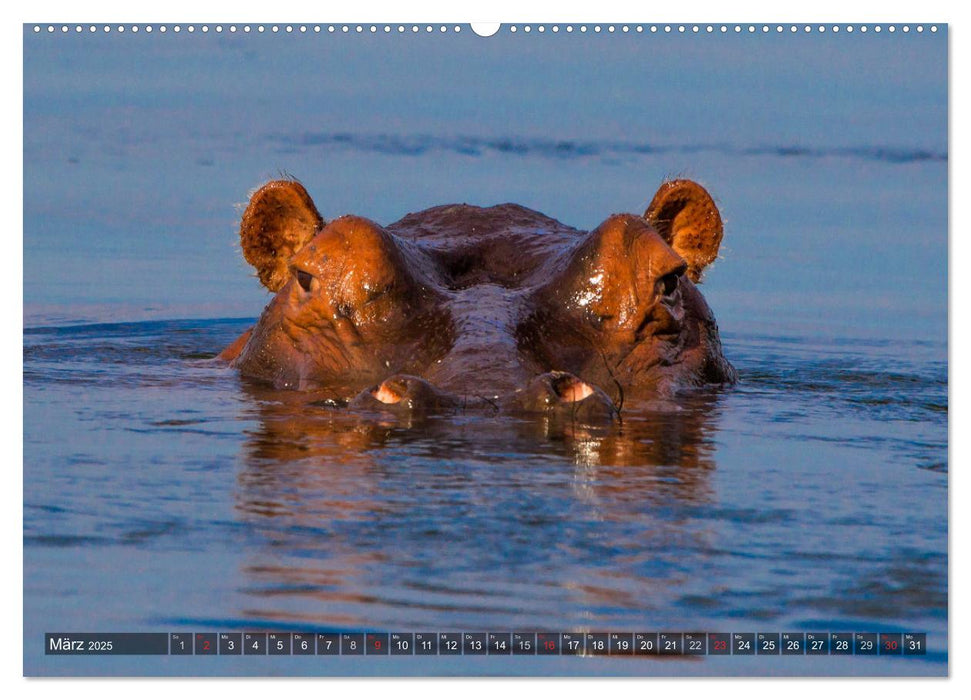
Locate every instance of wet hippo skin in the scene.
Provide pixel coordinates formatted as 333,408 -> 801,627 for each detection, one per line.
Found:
220,178 -> 737,418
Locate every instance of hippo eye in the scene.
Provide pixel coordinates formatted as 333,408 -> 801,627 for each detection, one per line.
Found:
659,271 -> 680,298
295,269 -> 314,293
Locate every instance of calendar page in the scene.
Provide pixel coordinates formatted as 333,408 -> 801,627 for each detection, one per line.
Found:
22,19 -> 948,677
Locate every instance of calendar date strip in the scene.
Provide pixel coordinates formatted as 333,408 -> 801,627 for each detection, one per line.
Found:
46,632 -> 927,656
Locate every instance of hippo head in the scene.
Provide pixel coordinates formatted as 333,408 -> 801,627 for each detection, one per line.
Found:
222,178 -> 736,418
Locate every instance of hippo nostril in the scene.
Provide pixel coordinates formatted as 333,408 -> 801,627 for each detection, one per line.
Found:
508,371 -> 618,420
372,382 -> 403,404
354,375 -> 458,414
549,372 -> 595,403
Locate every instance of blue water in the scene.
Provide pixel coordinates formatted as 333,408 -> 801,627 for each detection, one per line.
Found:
22,25 -> 947,676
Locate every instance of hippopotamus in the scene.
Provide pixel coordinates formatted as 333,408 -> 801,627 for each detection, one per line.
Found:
219,178 -> 736,418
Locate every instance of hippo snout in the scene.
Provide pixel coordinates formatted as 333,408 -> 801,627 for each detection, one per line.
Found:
349,371 -> 619,421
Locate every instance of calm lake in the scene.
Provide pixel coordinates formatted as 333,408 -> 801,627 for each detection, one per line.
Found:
23,24 -> 947,676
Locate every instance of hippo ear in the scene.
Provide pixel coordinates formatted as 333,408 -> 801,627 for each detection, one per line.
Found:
240,180 -> 325,292
644,179 -> 723,283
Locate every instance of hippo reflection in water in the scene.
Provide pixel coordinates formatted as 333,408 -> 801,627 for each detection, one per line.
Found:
220,178 -> 736,418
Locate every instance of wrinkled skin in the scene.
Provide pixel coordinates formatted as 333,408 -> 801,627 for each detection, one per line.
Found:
221,178 -> 736,419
